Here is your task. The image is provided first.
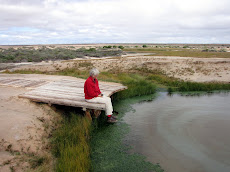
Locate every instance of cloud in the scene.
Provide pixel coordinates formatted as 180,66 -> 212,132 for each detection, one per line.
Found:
0,0 -> 230,44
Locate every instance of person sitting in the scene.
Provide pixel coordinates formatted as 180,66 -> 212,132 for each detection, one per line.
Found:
84,68 -> 117,123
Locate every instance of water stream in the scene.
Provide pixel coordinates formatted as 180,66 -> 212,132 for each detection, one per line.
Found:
123,92 -> 230,172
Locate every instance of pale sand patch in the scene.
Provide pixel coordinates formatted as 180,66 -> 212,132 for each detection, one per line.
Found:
0,85 -> 58,171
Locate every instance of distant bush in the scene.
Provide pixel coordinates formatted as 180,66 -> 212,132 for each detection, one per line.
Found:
142,45 -> 147,48
103,45 -> 112,49
118,45 -> 124,50
0,46 -> 123,63
219,49 -> 227,52
183,45 -> 189,48
88,48 -> 96,52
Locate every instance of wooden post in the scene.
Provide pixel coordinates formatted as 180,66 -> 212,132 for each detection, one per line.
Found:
85,109 -> 92,121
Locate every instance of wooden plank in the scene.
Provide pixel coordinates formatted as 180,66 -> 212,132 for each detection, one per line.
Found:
0,79 -> 12,83
59,79 -> 123,87
26,89 -> 84,97
0,78 -> 46,87
38,84 -> 125,92
12,80 -> 34,86
0,79 -> 20,84
2,80 -> 31,87
56,82 -> 123,89
19,94 -> 106,110
23,84 -> 126,98
24,81 -> 47,88
34,86 -> 84,93
24,91 -> 85,100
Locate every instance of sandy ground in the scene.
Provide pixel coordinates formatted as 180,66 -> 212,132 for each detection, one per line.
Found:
3,53 -> 230,83
0,83 -> 59,171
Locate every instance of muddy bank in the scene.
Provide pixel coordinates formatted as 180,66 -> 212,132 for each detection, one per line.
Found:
0,85 -> 59,171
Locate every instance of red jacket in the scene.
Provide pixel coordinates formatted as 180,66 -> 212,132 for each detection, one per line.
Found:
84,76 -> 101,99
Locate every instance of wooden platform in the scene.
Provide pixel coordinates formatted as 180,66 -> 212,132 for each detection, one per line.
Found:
0,77 -> 48,88
19,79 -> 126,110
0,75 -> 127,111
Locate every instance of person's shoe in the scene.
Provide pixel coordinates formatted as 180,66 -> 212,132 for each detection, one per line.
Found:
107,117 -> 117,123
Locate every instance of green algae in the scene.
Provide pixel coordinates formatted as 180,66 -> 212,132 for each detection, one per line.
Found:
90,94 -> 164,172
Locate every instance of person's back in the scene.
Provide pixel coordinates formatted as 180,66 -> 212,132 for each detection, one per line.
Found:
84,76 -> 101,99
84,68 -> 117,123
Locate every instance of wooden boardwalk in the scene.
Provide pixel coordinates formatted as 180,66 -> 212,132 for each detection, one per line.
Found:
0,75 -> 127,111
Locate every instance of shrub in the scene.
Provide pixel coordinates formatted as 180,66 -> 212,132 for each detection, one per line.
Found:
183,45 -> 189,48
118,45 -> 124,49
103,46 -> 112,49
0,47 -> 123,63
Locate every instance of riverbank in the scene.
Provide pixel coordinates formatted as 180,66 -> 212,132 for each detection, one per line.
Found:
0,85 -> 60,171
1,69 -> 229,171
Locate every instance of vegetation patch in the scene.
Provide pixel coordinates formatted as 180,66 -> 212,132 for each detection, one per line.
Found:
0,47 -> 123,63
90,96 -> 163,172
146,73 -> 230,92
51,112 -> 91,172
124,48 -> 230,58
5,67 -> 230,172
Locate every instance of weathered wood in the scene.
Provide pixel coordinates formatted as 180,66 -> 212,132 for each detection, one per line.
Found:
85,109 -> 92,121
0,78 -> 47,88
19,94 -> 106,110
0,76 -> 127,112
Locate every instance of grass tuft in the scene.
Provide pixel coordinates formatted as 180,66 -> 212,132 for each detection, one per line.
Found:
52,113 -> 92,172
147,74 -> 230,92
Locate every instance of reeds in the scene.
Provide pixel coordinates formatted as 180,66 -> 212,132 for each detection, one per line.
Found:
51,113 -> 92,172
147,74 -> 230,92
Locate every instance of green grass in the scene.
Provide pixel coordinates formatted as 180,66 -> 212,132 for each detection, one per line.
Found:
124,48 -> 230,58
146,74 -> 230,92
51,113 -> 91,172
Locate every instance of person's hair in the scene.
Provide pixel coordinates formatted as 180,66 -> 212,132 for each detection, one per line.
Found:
90,68 -> 100,77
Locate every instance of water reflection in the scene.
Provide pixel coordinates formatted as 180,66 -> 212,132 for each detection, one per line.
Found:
123,92 -> 230,172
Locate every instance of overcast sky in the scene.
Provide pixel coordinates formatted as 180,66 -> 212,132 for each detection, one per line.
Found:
0,0 -> 230,45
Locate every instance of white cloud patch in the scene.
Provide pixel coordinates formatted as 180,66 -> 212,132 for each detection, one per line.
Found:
0,0 -> 230,44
